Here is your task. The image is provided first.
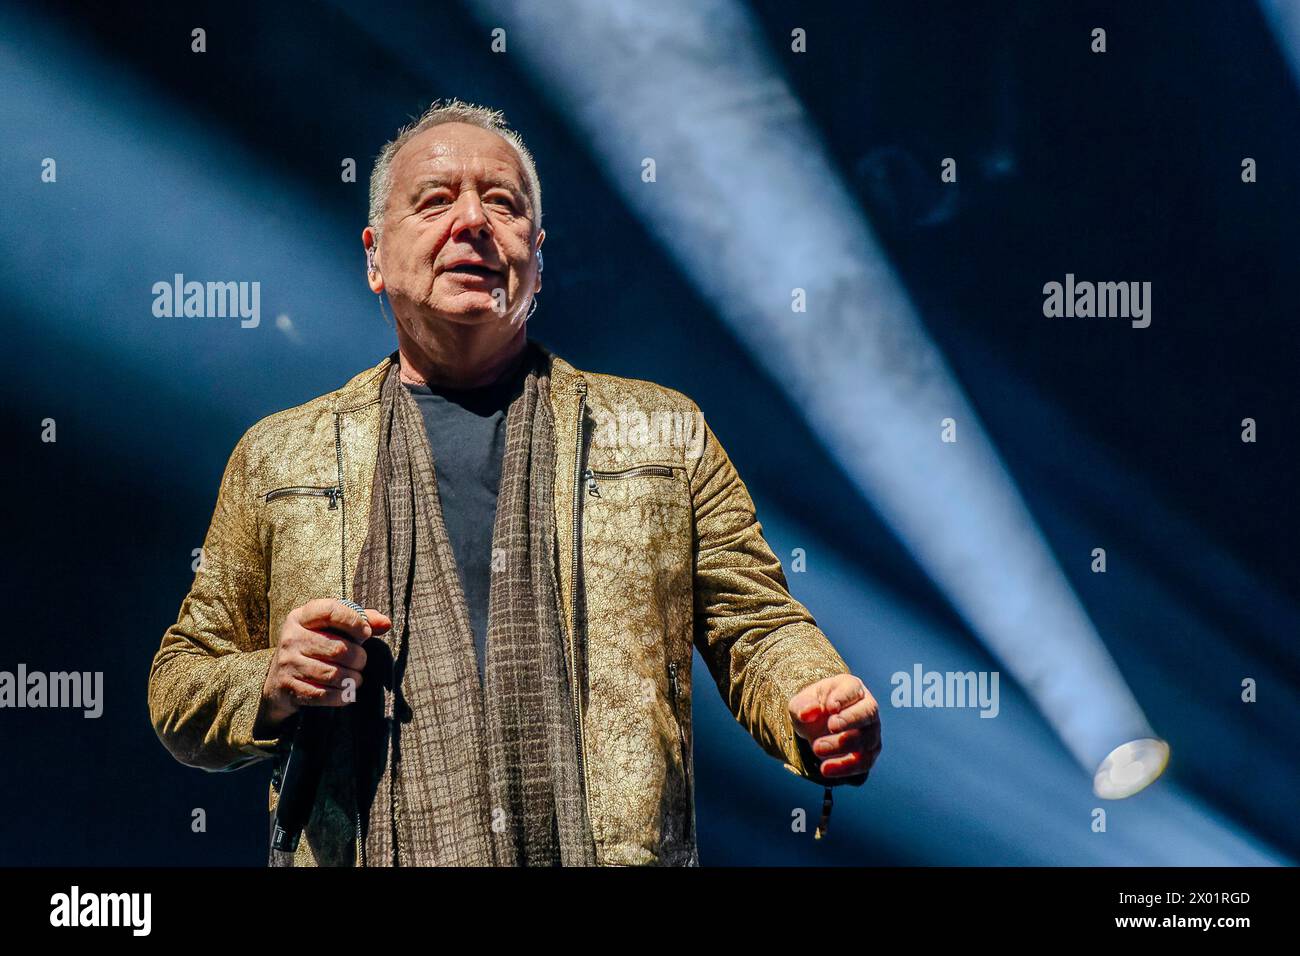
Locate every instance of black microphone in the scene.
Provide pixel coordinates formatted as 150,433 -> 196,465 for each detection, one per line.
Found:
270,600 -> 368,854
270,710 -> 334,852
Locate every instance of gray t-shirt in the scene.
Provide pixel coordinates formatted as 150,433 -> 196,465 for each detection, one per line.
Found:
403,358 -> 529,683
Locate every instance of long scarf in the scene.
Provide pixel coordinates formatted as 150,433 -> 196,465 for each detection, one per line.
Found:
349,343 -> 595,866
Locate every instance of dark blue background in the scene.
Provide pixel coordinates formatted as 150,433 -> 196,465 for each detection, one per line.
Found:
1,1 -> 1295,865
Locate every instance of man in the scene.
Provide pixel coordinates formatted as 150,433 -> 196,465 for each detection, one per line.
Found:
148,99 -> 881,867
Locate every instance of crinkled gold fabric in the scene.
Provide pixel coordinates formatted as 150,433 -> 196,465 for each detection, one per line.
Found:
149,341 -> 853,866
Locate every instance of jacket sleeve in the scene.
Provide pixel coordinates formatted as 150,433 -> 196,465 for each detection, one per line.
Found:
148,428 -> 281,772
685,402 -> 858,787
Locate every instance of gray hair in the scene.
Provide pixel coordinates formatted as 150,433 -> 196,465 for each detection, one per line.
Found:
367,98 -> 542,242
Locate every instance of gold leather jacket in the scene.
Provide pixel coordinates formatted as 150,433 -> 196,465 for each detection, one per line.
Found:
148,346 -> 855,866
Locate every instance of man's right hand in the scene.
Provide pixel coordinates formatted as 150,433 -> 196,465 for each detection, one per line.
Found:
255,598 -> 392,736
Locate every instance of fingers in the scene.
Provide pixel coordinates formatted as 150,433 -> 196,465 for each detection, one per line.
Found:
813,720 -> 882,779
819,747 -> 877,778
296,598 -> 392,644
264,599 -> 391,718
295,631 -> 368,673
789,673 -> 867,740
825,676 -> 868,715
284,676 -> 356,709
291,599 -> 385,671
827,690 -> 879,735
788,681 -> 834,740
789,674 -> 882,779
788,683 -> 826,723
294,656 -> 364,693
811,727 -> 864,759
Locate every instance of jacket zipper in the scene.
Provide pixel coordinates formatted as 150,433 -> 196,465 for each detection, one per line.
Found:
667,662 -> 691,796
326,412 -> 367,870
584,464 -> 675,497
264,485 -> 341,509
263,431 -> 349,863
570,381 -> 592,826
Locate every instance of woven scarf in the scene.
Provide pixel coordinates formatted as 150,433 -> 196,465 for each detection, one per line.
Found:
348,343 -> 595,866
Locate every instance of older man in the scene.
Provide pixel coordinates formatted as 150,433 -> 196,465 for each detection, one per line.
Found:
148,99 -> 881,867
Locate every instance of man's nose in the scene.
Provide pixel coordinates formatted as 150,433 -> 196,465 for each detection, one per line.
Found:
449,191 -> 490,241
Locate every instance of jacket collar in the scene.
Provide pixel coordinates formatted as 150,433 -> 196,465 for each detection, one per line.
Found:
334,340 -> 584,413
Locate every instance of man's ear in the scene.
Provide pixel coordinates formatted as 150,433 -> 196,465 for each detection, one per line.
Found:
362,226 -> 383,293
534,228 -> 545,293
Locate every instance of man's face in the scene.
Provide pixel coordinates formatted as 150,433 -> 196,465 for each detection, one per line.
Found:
368,122 -> 541,328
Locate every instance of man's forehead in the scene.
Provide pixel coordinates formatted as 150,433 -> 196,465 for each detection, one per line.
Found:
391,123 -> 526,186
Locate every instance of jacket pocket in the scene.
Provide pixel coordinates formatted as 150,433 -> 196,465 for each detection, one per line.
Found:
584,465 -> 676,498
264,485 -> 341,509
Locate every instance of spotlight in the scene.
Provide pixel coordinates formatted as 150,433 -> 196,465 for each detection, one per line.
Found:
1093,738 -> 1171,799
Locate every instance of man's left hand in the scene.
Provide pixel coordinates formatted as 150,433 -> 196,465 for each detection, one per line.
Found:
788,674 -> 881,780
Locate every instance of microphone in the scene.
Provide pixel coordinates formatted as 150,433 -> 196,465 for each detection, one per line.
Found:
270,599 -> 369,854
